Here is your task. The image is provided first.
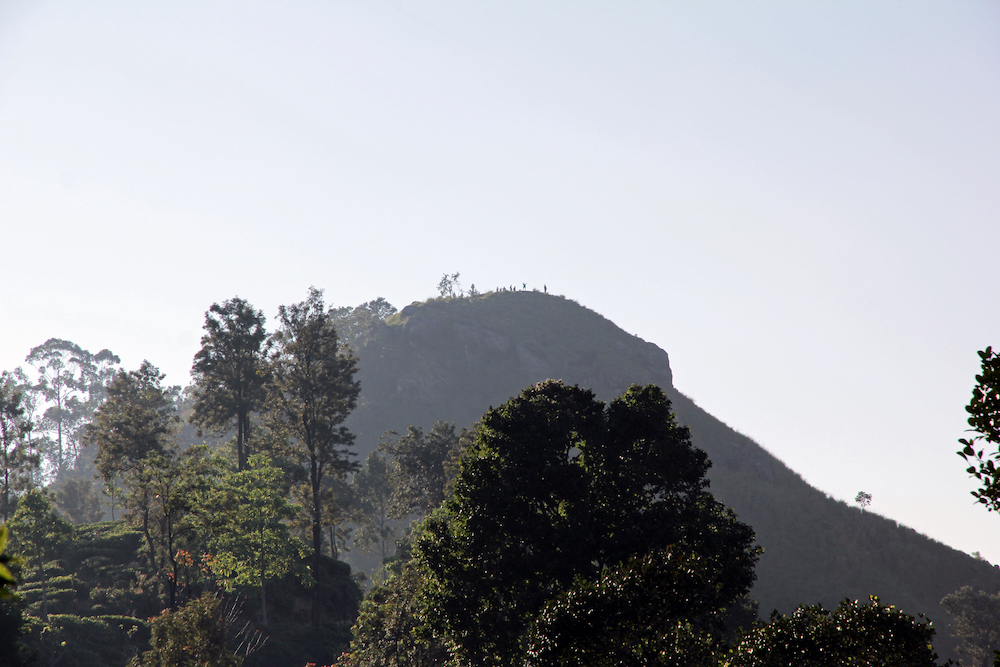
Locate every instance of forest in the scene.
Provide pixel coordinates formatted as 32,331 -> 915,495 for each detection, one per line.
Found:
1,285 -> 999,666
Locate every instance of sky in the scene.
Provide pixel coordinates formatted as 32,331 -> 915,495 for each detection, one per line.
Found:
2,1 -> 1000,563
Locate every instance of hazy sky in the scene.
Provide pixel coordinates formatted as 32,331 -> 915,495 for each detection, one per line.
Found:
3,1 -> 1000,563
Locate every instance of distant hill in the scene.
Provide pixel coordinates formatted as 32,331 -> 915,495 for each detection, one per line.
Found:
342,290 -> 1000,660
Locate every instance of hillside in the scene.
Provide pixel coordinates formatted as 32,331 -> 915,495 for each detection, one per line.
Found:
343,290 -> 1000,660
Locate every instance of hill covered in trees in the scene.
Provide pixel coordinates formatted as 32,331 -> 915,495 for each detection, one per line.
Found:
339,289 -> 1000,660
2,287 -> 998,664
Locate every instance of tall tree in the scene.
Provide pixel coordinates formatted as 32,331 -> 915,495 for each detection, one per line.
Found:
414,381 -> 758,667
86,361 -> 178,520
25,339 -> 120,474
0,372 -> 39,521
350,451 -> 397,560
191,297 -> 269,471
206,455 -> 309,626
267,287 -> 360,623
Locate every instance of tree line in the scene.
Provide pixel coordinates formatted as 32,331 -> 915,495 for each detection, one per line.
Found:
3,292 -> 1000,665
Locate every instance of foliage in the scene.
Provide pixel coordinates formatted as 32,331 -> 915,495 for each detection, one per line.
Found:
268,287 -> 361,620
124,447 -> 219,609
436,273 -> 461,298
191,297 -> 269,471
337,563 -> 448,667
87,361 -> 180,513
856,491 -> 872,511
22,612 -> 150,667
0,524 -> 19,599
379,421 -> 465,521
725,596 -> 941,667
207,455 -> 310,626
9,489 -> 73,621
329,298 -> 398,350
940,586 -> 1000,667
25,338 -> 120,475
525,548 -> 733,667
959,346 -> 1000,510
0,596 -> 32,667
130,593 -> 242,667
55,478 -> 105,523
0,371 -> 40,522
350,452 -> 397,560
414,380 -> 759,667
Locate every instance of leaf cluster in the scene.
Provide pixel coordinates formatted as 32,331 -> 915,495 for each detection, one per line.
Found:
413,381 -> 759,667
725,596 -> 942,667
958,346 -> 1000,510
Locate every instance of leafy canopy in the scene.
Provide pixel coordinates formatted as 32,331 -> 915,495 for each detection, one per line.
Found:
959,346 -> 1000,510
414,380 -> 759,667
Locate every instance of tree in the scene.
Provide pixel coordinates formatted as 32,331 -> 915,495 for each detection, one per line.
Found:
959,346 -> 1000,509
9,489 -> 73,620
206,455 -> 309,626
53,478 -> 104,523
125,447 -> 217,610
414,381 -> 759,667
941,586 -> 1000,667
86,361 -> 179,519
190,297 -> 269,471
725,597 -> 940,667
855,491 -> 872,511
25,338 -> 120,475
268,287 -> 360,623
130,593 -> 243,667
436,273 -> 461,298
379,421 -> 464,521
336,563 -> 448,667
350,451 -> 397,561
0,372 -> 39,522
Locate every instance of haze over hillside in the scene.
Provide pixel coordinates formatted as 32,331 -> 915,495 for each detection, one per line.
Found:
340,290 -> 1000,660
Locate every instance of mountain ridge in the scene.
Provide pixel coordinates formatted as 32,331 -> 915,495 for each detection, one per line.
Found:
342,290 -> 1000,660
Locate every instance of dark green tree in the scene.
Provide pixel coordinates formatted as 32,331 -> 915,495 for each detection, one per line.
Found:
268,287 -> 360,624
85,361 -> 179,519
0,372 -> 39,522
130,593 -> 242,667
941,586 -> 1000,667
959,346 -> 1000,509
9,489 -> 73,620
190,297 -> 269,471
336,563 -> 448,667
124,447 -> 217,610
379,421 -> 463,520
206,455 -> 309,626
725,597 -> 940,667
414,381 -> 758,667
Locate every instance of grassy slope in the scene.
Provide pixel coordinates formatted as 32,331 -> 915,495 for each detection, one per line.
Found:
345,290 -> 1000,661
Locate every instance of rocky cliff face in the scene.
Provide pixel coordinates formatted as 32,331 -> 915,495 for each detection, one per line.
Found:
343,290 -> 1000,660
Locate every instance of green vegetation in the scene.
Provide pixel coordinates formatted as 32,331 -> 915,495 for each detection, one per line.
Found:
0,288 -> 995,664
726,597 -> 940,666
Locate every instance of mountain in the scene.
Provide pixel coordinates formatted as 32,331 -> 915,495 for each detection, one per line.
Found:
342,290 -> 1000,660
